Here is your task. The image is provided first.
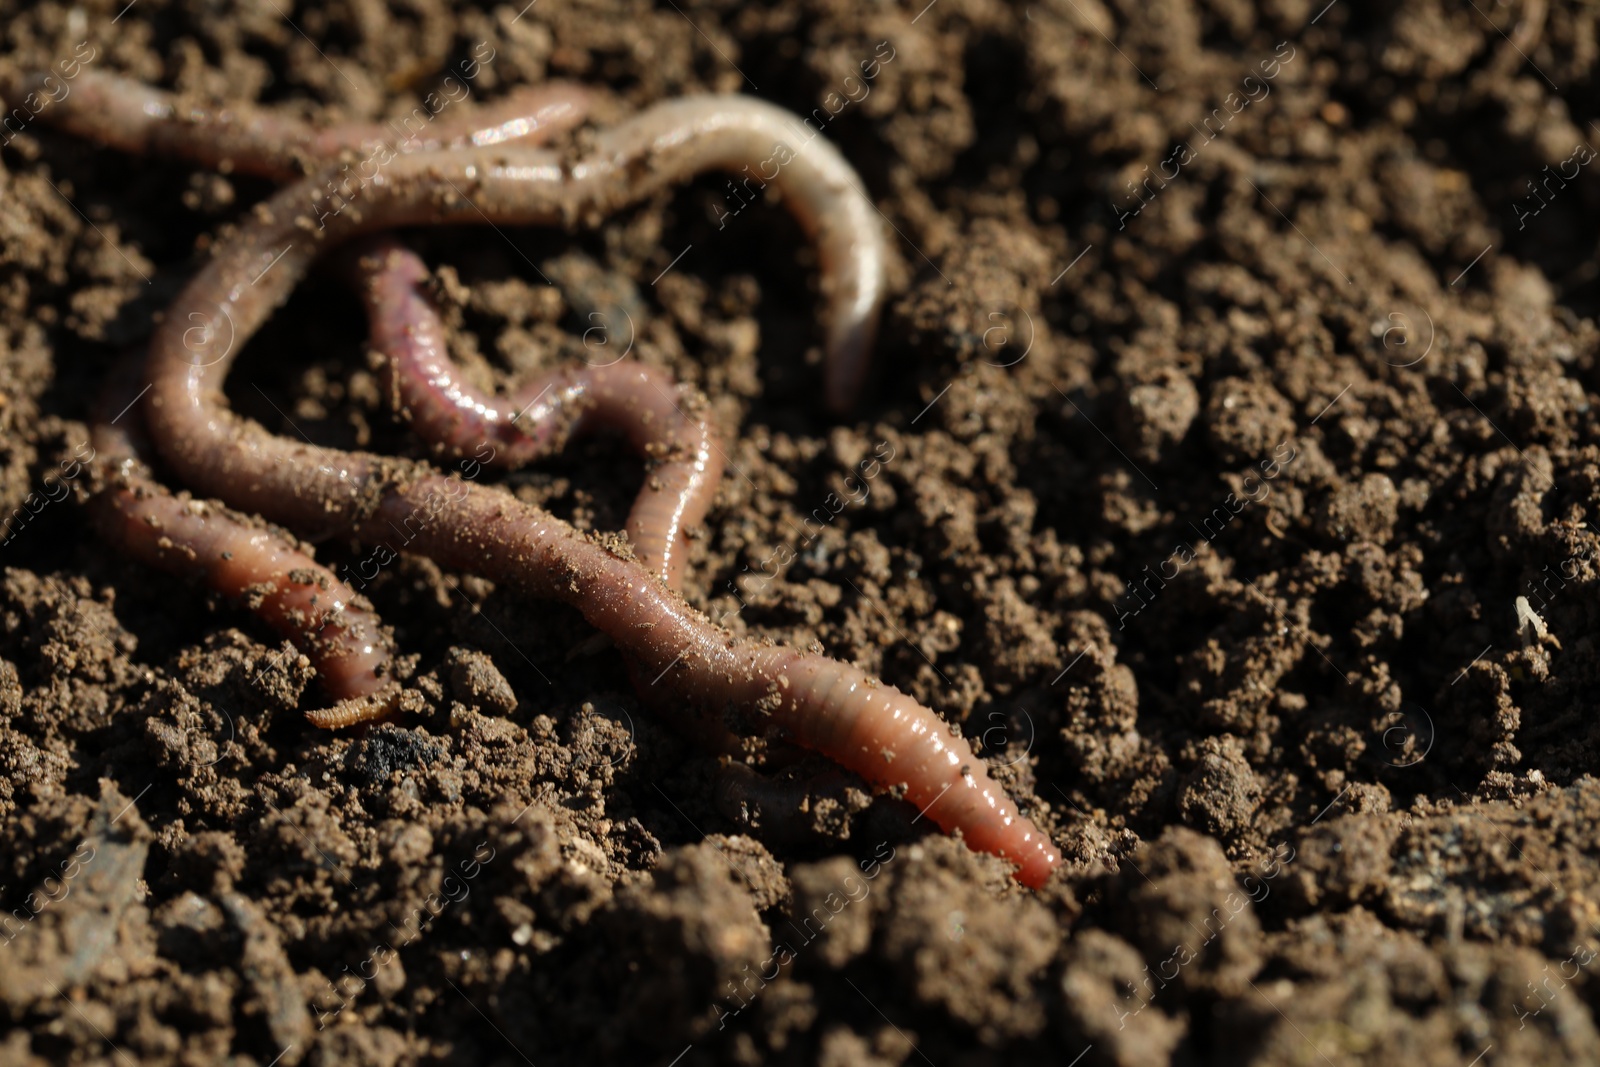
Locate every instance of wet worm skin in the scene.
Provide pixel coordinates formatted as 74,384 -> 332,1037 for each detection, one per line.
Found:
23,71 -> 873,568
142,106 -> 892,527
13,70 -> 887,411
131,143 -> 1055,886
388,473 -> 1059,887
89,360 -> 395,707
30,71 -> 586,711
570,93 -> 889,412
355,235 -> 723,589
4,68 -> 591,180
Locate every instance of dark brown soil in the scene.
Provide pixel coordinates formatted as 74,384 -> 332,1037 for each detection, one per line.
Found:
3,1 -> 1600,1064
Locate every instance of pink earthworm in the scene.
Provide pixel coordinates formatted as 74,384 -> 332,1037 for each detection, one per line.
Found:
40,73 -> 719,586
89,357 -> 396,717
2,67 -> 591,180
354,235 -> 723,588
10,69 -> 887,411
23,69 -> 587,708
20,70 -> 868,569
50,81 -> 1050,882
127,139 -> 1052,885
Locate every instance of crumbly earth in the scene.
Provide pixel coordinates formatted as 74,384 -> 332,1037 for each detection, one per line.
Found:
2,1 -> 1600,1064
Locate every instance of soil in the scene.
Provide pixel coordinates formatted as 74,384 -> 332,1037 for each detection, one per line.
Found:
2,0 -> 1600,1064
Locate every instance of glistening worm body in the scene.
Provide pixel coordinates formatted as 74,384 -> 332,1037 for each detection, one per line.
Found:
90,359 -> 396,713
132,134 -> 1056,885
16,69 -> 888,412
26,72 -> 591,714
4,68 -> 590,178
355,236 -> 723,588
38,74 -> 1055,884
23,70 -> 872,577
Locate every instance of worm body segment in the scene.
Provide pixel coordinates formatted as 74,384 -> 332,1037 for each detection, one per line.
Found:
91,362 -> 394,704
356,236 -> 723,589
6,69 -> 589,179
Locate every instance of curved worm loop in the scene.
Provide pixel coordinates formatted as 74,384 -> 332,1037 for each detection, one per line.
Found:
90,357 -> 395,709
578,95 -> 888,412
42,71 -> 585,711
47,81 -> 1049,882
13,70 -> 886,409
129,121 -> 1050,884
143,120 -> 887,534
356,236 -> 723,589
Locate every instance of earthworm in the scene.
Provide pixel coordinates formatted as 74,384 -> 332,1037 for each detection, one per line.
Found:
89,357 -> 396,717
568,93 -> 888,413
25,70 -> 872,566
129,138 -> 1050,884
2,67 -> 591,179
56,70 -> 720,587
354,235 -> 723,588
31,71 -> 589,709
434,479 -> 1063,884
11,69 -> 887,411
48,80 -> 1050,882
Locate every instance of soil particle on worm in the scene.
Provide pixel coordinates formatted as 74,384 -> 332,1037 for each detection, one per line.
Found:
4,0 -> 1600,1064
